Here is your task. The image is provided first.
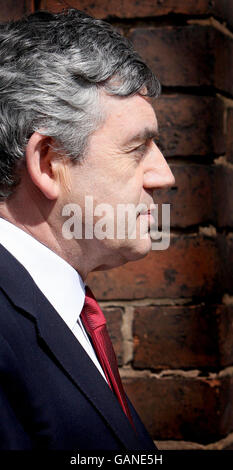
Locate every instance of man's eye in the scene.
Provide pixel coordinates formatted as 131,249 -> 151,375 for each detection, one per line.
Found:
135,144 -> 147,154
134,140 -> 151,158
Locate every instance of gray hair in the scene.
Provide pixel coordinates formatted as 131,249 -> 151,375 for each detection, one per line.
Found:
0,9 -> 161,199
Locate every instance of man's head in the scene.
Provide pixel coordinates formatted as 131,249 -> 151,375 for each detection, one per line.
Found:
0,9 -> 175,277
0,9 -> 160,199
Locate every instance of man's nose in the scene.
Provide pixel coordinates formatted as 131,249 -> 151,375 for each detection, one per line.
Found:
143,143 -> 175,190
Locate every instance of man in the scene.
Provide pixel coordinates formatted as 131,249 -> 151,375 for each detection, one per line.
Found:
0,9 -> 175,450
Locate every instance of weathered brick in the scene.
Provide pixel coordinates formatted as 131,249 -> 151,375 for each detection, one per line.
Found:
155,164 -> 215,228
87,234 -> 222,300
129,25 -> 233,95
220,439 -> 233,450
226,108 -> 233,164
217,234 -> 233,294
214,165 -> 233,228
39,0 -> 218,19
156,164 -> 233,229
123,375 -> 233,442
155,94 -> 225,157
215,0 -> 233,29
156,440 -> 204,450
133,304 -> 218,370
213,28 -> 233,96
102,307 -> 123,365
0,0 -> 32,21
129,25 -> 214,87
133,304 -> 233,370
216,305 -> 233,366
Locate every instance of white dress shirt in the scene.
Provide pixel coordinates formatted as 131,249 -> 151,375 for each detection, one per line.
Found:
0,217 -> 107,381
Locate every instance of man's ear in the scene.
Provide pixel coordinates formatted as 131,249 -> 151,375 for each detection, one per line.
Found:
25,132 -> 62,200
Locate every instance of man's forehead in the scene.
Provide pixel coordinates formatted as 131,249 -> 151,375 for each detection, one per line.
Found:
123,125 -> 159,146
99,92 -> 159,144
120,99 -> 158,143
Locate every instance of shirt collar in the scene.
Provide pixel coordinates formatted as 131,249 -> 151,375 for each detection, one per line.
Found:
0,217 -> 85,330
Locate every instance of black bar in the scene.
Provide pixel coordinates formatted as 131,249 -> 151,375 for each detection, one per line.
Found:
0,450 -> 232,468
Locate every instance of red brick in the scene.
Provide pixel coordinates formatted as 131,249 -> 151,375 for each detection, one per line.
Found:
226,108 -> 233,164
157,164 -> 233,229
133,304 -> 220,370
129,25 -> 233,95
102,307 -> 123,365
156,440 -> 204,450
220,440 -> 233,450
39,0 -> 216,19
217,234 -> 233,294
216,305 -> 233,366
129,25 -> 214,88
133,304 -> 233,370
87,234 -> 222,300
214,165 -> 233,228
213,28 -> 233,96
155,164 -> 215,228
0,0 -> 32,21
215,0 -> 233,30
123,375 -> 233,442
155,94 -> 225,157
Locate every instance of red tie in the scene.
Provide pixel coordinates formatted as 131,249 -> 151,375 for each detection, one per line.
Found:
80,286 -> 135,429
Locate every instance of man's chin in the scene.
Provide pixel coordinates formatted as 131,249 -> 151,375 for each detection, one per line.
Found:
91,238 -> 151,272
122,237 -> 152,263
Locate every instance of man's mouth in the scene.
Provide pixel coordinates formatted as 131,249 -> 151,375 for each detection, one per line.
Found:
139,209 -> 155,225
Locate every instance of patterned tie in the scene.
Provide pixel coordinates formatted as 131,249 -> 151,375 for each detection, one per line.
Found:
80,286 -> 135,429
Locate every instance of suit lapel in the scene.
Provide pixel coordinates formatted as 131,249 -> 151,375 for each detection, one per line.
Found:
0,244 -> 140,449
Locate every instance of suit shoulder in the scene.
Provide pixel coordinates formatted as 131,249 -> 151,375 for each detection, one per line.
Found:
0,287 -> 35,355
0,286 -> 20,323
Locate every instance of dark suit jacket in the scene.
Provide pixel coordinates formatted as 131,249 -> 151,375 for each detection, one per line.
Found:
0,243 -> 156,450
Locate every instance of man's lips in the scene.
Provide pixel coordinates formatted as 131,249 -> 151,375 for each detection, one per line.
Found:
138,209 -> 155,226
138,209 -> 152,216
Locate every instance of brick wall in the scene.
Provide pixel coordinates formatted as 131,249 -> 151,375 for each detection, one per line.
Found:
2,0 -> 233,450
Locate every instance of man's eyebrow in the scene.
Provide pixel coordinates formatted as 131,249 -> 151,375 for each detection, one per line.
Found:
123,127 -> 159,146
